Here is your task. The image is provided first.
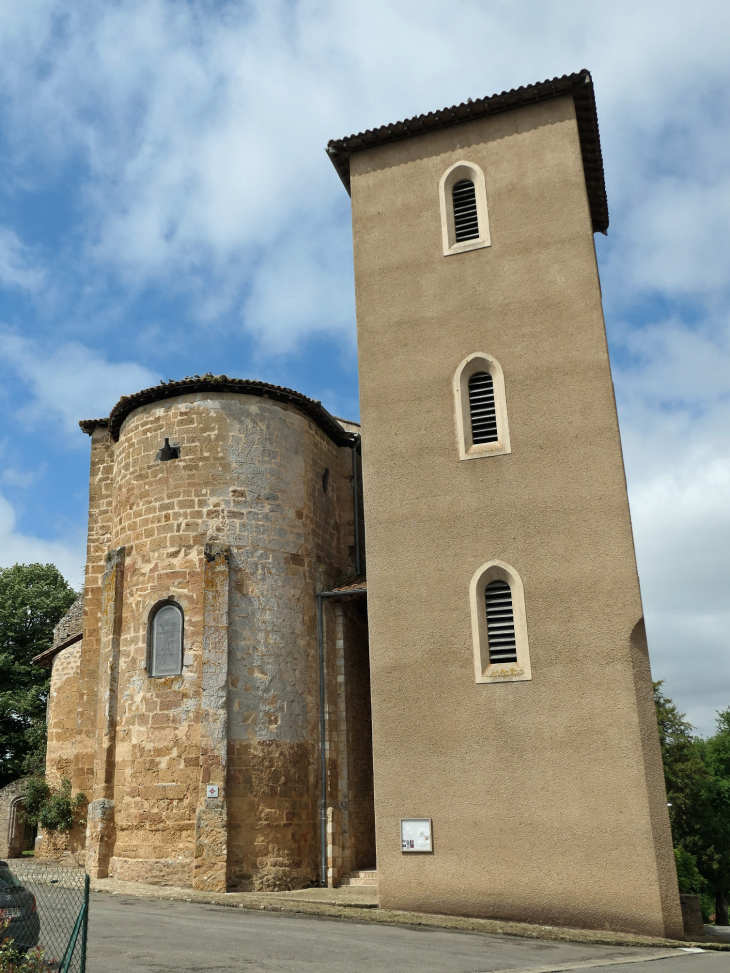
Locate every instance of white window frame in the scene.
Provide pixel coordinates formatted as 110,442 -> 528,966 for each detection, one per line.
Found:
439,160 -> 491,256
454,352 -> 511,460
469,559 -> 531,684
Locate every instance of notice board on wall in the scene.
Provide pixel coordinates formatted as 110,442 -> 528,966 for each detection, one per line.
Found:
401,818 -> 433,853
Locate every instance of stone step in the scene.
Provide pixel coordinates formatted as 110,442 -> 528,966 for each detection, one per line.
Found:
339,869 -> 378,887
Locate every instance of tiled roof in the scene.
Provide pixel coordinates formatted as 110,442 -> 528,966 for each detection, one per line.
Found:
331,577 -> 367,592
80,375 -> 358,447
327,70 -> 608,234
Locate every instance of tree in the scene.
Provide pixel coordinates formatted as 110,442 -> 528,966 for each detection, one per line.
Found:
693,710 -> 730,925
654,683 -> 730,924
0,563 -> 76,787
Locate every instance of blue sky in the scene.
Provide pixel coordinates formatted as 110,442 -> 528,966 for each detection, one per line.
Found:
0,0 -> 729,734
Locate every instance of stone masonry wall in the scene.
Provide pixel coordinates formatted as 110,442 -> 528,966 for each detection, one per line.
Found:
96,391 -> 358,889
73,427 -> 116,802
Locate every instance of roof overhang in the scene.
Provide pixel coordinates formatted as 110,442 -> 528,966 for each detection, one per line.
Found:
80,375 -> 358,447
326,70 -> 608,234
33,631 -> 82,668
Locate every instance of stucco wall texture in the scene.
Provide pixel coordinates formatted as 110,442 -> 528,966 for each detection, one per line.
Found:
348,95 -> 683,937
41,390 -> 370,892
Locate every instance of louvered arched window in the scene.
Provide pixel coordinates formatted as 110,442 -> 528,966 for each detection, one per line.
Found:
148,600 -> 184,677
439,161 -> 490,255
452,179 -> 479,242
484,581 -> 517,664
469,561 -> 531,683
468,372 -> 498,444
454,353 -> 510,460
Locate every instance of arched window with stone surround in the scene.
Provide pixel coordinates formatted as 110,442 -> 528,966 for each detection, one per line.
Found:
469,560 -> 531,684
439,160 -> 491,256
148,600 -> 184,677
453,352 -> 511,460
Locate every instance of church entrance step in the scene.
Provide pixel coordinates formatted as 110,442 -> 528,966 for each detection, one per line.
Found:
338,869 -> 378,887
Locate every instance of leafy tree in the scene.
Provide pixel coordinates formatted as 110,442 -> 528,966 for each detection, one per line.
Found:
693,710 -> 730,925
0,564 -> 76,787
654,682 -> 730,924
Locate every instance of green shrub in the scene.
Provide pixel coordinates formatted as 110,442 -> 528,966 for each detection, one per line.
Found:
0,919 -> 53,972
22,778 -> 86,834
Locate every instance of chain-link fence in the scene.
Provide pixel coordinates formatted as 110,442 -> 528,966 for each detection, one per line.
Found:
1,861 -> 89,973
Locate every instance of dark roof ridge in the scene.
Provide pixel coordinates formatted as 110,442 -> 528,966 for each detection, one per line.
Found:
82,374 -> 357,446
326,69 -> 608,234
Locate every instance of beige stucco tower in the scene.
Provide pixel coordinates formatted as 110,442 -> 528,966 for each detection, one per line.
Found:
328,71 -> 683,937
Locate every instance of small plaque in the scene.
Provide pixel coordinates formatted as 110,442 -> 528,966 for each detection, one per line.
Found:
401,818 -> 433,853
206,785 -> 219,799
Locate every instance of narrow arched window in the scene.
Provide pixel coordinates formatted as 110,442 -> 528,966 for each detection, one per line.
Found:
452,179 -> 479,242
148,601 -> 183,677
469,560 -> 531,683
485,581 -> 517,664
468,372 -> 498,444
439,161 -> 490,255
454,353 -> 510,460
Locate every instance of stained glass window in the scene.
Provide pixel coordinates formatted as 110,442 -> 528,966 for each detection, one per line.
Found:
150,602 -> 183,677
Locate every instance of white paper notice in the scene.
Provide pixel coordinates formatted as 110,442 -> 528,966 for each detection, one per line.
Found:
401,818 -> 432,852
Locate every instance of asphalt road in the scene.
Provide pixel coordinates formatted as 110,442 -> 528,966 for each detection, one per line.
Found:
86,893 -> 727,973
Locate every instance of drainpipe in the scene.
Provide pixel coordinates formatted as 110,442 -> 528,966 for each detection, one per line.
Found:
317,593 -> 327,887
351,435 -> 362,577
316,587 -> 368,888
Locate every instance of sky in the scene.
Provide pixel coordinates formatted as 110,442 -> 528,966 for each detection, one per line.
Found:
0,0 -> 728,735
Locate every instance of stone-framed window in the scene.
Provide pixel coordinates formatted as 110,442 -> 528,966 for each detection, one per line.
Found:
453,352 -> 511,460
147,600 -> 184,677
439,161 -> 491,256
469,560 -> 531,684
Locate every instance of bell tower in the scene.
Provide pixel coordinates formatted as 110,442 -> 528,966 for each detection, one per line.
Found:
328,71 -> 683,938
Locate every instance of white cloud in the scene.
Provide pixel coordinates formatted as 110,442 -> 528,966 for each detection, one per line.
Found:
0,0 -> 728,730
0,332 -> 159,435
0,491 -> 85,589
0,226 -> 44,292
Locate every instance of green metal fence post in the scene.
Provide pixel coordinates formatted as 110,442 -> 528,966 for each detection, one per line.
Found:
80,873 -> 90,973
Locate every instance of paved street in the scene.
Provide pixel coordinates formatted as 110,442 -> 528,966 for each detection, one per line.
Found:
86,893 -> 727,973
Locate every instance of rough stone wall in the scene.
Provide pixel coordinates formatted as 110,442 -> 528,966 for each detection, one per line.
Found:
52,594 -> 84,646
73,427 -> 116,802
0,780 -> 26,858
89,391 -> 358,890
45,641 -> 83,787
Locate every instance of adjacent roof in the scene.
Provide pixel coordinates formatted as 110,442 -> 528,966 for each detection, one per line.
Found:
80,375 -> 359,447
327,70 -> 608,234
332,577 -> 367,593
33,631 -> 82,668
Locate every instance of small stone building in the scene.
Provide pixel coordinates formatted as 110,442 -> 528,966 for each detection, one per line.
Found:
31,70 -> 685,938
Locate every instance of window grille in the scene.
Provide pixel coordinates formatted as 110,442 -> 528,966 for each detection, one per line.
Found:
468,371 -> 498,444
485,580 -> 517,664
149,602 -> 183,677
452,179 -> 479,242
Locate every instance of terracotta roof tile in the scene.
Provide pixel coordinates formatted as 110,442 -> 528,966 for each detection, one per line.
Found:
327,70 -> 608,234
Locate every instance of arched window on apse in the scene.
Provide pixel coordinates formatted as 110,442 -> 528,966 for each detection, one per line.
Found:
148,601 -> 184,677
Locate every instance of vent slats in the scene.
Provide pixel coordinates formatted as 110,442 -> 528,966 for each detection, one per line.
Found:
485,580 -> 517,664
468,372 -> 498,443
452,179 -> 479,242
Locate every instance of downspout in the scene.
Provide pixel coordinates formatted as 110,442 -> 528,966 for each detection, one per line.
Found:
351,435 -> 362,577
317,593 -> 327,887
315,587 -> 367,890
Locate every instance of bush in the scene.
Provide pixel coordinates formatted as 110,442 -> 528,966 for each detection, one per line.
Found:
674,846 -> 705,894
0,920 -> 53,973
23,778 -> 86,834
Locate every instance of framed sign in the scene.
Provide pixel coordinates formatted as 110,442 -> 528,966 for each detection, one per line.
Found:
401,818 -> 433,853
